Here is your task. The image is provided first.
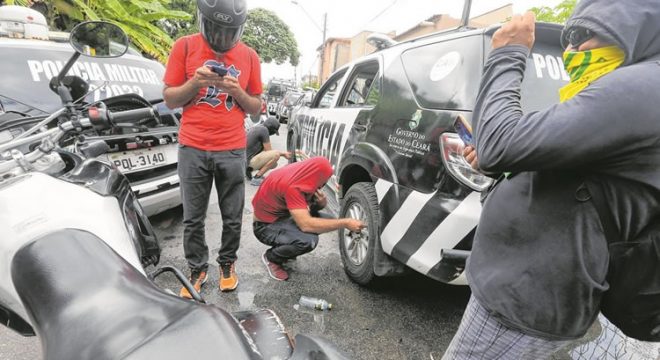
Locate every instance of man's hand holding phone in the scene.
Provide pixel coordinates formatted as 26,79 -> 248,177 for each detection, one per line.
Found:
208,64 -> 228,77
454,115 -> 479,170
454,115 -> 474,146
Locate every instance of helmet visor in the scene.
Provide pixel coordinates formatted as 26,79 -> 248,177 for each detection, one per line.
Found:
199,12 -> 244,53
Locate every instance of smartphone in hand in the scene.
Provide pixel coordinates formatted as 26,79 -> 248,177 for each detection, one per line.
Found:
453,114 -> 474,146
208,64 -> 228,76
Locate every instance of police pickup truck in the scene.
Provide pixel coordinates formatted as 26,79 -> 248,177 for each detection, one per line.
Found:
286,22 -> 569,286
0,6 -> 181,216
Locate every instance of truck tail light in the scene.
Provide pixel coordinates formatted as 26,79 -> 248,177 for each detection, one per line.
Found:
439,133 -> 493,192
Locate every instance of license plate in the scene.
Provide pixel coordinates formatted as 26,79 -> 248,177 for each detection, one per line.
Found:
110,149 -> 167,172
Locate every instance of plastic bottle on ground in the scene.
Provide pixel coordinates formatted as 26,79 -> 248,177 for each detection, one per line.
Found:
298,296 -> 333,311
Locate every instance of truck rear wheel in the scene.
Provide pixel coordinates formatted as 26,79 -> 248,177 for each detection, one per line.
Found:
286,131 -> 297,164
339,182 -> 379,286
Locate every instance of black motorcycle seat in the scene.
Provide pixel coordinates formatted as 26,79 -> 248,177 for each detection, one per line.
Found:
11,229 -> 261,360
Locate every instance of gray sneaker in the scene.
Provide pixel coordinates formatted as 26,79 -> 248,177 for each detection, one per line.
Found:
250,176 -> 264,186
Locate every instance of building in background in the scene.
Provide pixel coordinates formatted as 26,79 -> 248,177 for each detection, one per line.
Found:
317,4 -> 512,83
318,37 -> 351,83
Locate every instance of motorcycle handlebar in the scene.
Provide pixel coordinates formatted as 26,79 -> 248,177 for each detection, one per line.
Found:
88,105 -> 156,130
0,104 -> 156,174
108,107 -> 155,124
0,118 -> 91,174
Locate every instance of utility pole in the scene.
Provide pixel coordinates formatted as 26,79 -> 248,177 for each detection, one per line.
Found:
320,12 -> 327,83
291,1 -> 327,85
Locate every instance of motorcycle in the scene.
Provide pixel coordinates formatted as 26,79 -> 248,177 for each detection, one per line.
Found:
0,21 -> 347,360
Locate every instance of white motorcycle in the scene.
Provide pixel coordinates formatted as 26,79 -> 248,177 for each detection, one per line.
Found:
0,21 -> 347,360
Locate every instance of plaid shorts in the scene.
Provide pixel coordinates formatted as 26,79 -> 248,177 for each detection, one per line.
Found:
442,296 -> 571,360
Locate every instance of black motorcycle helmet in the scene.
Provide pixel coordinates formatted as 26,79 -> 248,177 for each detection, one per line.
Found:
197,0 -> 247,53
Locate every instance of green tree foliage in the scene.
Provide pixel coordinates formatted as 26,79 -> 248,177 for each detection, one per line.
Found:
5,0 -> 191,62
165,0 -> 197,39
529,0 -> 576,24
166,5 -> 299,67
301,80 -> 320,90
242,8 -> 300,66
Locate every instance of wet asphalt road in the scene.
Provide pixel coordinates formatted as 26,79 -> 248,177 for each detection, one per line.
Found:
0,133 -> 470,360
2,132 -> 649,360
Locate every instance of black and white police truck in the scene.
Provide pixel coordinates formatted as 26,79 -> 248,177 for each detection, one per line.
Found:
287,21 -> 569,286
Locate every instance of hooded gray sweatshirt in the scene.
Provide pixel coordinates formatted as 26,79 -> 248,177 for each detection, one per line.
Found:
467,0 -> 660,340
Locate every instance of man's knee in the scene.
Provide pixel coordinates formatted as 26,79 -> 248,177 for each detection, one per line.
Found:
293,234 -> 318,254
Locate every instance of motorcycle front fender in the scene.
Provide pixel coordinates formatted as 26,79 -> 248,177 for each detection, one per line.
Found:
289,334 -> 350,360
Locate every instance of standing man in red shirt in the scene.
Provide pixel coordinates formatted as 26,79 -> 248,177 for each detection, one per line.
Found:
163,0 -> 262,297
252,157 -> 365,281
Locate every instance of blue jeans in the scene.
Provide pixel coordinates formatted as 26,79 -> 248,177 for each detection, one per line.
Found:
178,145 -> 245,271
253,217 -> 319,264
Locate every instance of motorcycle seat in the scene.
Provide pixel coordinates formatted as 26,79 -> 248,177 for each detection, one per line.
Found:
11,229 -> 262,360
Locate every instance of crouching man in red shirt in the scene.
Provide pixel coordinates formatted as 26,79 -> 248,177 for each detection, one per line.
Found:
252,157 -> 365,281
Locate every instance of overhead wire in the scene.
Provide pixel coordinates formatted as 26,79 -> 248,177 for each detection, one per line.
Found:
362,0 -> 399,28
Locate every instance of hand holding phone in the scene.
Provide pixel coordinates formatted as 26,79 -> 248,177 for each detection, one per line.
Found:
453,114 -> 474,146
208,64 -> 228,77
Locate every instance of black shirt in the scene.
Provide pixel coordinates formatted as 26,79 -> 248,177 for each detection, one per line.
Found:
246,125 -> 270,162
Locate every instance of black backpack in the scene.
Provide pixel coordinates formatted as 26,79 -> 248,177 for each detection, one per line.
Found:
587,178 -> 660,341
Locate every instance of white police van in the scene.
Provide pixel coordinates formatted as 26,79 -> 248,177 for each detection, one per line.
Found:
0,6 -> 181,216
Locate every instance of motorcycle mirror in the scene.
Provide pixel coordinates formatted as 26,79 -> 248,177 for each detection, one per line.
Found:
69,21 -> 129,58
52,21 -> 128,105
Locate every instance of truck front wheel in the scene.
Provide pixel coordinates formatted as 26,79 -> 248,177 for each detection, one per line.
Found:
339,182 -> 380,286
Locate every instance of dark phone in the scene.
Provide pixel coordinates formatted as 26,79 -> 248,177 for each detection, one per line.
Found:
453,115 -> 474,146
209,65 -> 228,76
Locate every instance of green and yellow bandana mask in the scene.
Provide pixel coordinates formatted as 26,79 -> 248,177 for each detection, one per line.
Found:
559,45 -> 625,102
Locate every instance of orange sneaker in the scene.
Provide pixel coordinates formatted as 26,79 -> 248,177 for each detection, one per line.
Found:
179,269 -> 208,299
219,262 -> 238,292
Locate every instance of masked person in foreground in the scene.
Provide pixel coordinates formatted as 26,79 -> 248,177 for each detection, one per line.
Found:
444,0 -> 660,358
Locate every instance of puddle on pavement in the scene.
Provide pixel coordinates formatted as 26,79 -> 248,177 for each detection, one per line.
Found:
237,290 -> 256,310
293,304 -> 327,332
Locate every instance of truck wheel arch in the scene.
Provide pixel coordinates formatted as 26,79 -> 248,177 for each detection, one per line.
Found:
338,142 -> 397,197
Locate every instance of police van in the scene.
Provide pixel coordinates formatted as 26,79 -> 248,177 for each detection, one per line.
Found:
286,22 -> 569,286
0,6 -> 181,216
265,78 -> 296,116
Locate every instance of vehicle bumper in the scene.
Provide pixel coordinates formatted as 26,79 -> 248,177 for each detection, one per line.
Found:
131,173 -> 181,217
376,180 -> 480,285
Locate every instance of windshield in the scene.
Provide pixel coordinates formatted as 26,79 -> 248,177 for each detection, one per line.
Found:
0,40 -> 167,117
268,86 -> 284,97
286,92 -> 302,101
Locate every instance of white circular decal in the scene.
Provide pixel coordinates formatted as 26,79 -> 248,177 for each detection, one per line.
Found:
429,51 -> 461,81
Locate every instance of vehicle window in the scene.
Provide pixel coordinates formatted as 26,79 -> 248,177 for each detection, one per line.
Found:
364,72 -> 381,107
339,61 -> 379,108
268,85 -> 283,97
313,70 -> 346,109
286,93 -> 302,102
401,35 -> 482,110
